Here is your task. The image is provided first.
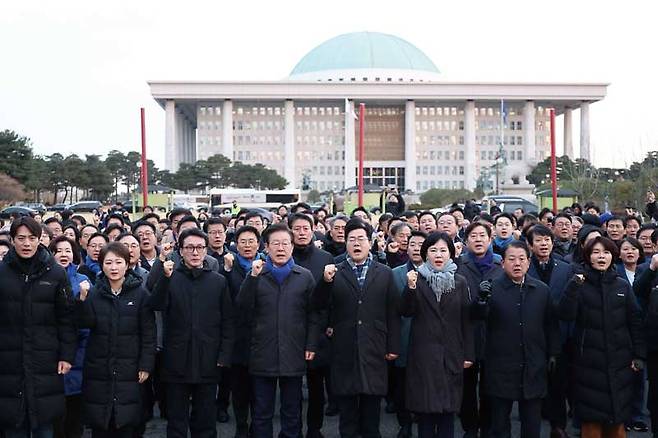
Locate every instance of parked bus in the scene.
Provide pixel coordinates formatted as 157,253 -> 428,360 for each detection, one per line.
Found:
209,188 -> 300,214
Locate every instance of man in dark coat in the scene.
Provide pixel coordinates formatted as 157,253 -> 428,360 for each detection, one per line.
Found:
237,223 -> 321,438
525,224 -> 574,437
220,225 -> 264,438
289,214 -> 335,438
323,216 -> 348,258
551,213 -> 575,259
312,218 -> 401,438
0,217 -> 77,436
456,222 -> 503,438
473,241 -> 560,438
149,228 -> 235,438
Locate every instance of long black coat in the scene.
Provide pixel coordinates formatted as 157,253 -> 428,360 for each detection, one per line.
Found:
149,262 -> 235,383
455,255 -> 503,360
632,264 -> 658,350
220,252 -> 265,366
237,263 -> 320,377
472,274 -> 560,400
559,266 -> 646,424
400,273 -> 474,413
312,260 -> 401,396
0,246 -> 77,428
76,272 -> 156,429
292,244 -> 334,368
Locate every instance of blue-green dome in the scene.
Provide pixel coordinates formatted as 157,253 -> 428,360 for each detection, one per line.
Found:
289,32 -> 439,79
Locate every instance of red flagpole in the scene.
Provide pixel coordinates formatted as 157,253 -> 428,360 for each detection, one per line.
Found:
550,109 -> 558,213
140,108 -> 148,209
358,103 -> 365,207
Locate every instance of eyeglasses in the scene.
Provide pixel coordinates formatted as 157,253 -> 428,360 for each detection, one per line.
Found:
238,239 -> 257,246
182,245 -> 206,253
347,236 -> 368,244
137,230 -> 154,237
268,240 -> 291,248
122,243 -> 140,249
88,243 -> 105,250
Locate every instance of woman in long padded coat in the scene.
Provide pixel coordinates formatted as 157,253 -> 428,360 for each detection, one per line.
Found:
77,242 -> 156,438
559,236 -> 645,438
400,232 -> 474,438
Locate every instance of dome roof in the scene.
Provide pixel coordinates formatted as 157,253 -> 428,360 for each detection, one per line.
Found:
288,32 -> 440,82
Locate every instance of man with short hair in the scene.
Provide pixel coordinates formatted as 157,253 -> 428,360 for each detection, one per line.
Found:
625,216 -> 642,240
400,211 -> 419,231
638,224 -> 657,258
605,215 -> 626,244
492,213 -> 516,257
238,223 -> 320,438
551,213 -> 575,258
457,222 -> 503,438
385,223 -> 412,268
149,228 -> 235,438
324,216 -> 348,258
45,217 -> 63,238
437,213 -> 460,243
0,217 -> 77,437
313,219 -> 401,438
118,232 -> 149,279
473,241 -> 559,438
244,212 -> 265,234
418,212 -> 437,234
525,224 -> 574,437
134,221 -> 159,270
289,214 -> 335,438
204,218 -> 229,269
391,230 -> 427,438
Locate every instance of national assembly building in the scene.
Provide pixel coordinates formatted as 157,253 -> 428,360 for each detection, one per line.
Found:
149,32 -> 607,193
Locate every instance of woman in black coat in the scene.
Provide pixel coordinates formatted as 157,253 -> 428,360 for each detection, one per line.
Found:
401,232 -> 474,438
77,242 -> 156,438
559,236 -> 645,438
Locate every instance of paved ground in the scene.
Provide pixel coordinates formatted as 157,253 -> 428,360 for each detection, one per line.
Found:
136,402 -> 649,437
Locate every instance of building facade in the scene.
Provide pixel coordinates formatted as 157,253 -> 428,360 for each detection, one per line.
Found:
149,32 -> 607,192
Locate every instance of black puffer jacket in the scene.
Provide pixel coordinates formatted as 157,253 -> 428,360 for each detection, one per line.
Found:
559,266 -> 646,424
77,271 -> 156,429
0,246 -> 77,428
149,262 -> 235,383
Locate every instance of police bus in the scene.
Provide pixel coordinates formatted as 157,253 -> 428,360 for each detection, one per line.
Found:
209,188 -> 300,214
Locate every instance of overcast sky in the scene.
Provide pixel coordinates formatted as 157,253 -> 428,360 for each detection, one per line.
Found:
2,0 -> 656,170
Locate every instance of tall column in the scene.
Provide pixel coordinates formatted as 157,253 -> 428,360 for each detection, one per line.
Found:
188,121 -> 196,162
563,108 -> 573,157
165,100 -> 179,171
464,100 -> 476,191
580,101 -> 590,162
222,100 -> 234,161
180,119 -> 188,164
344,99 -> 356,189
284,100 -> 295,188
404,100 -> 417,192
523,100 -> 536,166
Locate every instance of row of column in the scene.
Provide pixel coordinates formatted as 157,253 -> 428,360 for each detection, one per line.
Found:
164,100 -> 197,171
164,98 -> 592,190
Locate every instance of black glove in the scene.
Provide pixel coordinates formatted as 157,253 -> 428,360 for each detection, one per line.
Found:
632,359 -> 645,371
478,280 -> 492,302
548,356 -> 557,375
572,273 -> 585,285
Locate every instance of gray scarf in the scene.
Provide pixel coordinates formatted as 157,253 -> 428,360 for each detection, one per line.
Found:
417,259 -> 457,302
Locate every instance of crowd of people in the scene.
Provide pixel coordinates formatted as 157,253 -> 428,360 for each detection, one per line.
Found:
1,194 -> 658,438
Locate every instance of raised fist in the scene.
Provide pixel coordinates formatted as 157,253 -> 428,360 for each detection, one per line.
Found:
163,260 -> 175,278
324,264 -> 337,282
407,270 -> 418,289
160,242 -> 174,262
79,280 -> 91,301
314,240 -> 324,249
478,280 -> 492,302
387,241 -> 399,253
251,259 -> 264,277
573,273 -> 585,285
224,253 -> 235,271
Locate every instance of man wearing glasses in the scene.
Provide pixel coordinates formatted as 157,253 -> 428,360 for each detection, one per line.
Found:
313,218 -> 401,438
149,228 -> 235,438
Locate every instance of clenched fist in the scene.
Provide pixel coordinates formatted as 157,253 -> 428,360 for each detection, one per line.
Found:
387,241 -> 399,253
160,242 -> 174,262
163,260 -> 175,278
324,264 -> 337,282
251,259 -> 264,277
79,280 -> 91,301
224,253 -> 235,271
573,273 -> 585,285
407,270 -> 418,289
